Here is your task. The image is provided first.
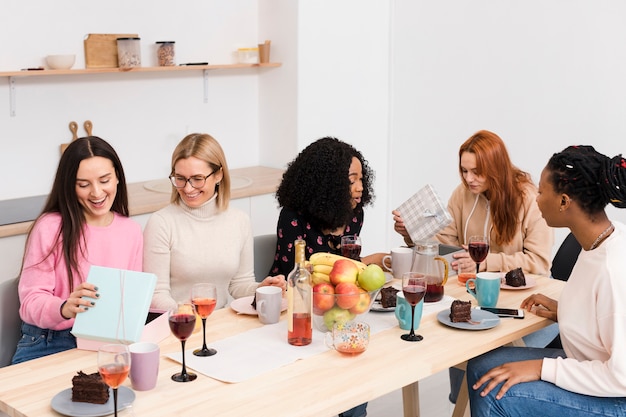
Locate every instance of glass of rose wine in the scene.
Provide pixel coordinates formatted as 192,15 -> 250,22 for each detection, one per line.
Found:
168,303 -> 197,382
341,234 -> 362,260
400,272 -> 427,342
97,344 -> 130,417
191,283 -> 217,357
468,235 -> 490,274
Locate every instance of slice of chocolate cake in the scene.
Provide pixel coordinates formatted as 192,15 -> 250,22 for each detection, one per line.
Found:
380,287 -> 400,308
505,267 -> 526,287
71,371 -> 109,404
449,300 -> 472,323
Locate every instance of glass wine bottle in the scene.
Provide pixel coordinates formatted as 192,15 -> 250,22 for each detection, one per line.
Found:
287,239 -> 312,346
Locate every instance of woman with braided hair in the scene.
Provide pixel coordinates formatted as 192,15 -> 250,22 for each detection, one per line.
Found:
466,145 -> 626,416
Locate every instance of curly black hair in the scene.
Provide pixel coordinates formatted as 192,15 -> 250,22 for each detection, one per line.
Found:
276,137 -> 375,231
546,145 -> 626,214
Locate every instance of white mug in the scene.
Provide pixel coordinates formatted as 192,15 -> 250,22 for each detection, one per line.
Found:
256,286 -> 283,324
382,247 -> 414,279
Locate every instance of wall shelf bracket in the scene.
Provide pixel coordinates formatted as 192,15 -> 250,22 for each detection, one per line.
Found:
203,69 -> 209,103
9,77 -> 16,117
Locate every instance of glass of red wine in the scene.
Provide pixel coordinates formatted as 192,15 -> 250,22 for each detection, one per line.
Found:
168,303 -> 197,382
341,234 -> 362,260
468,235 -> 490,274
400,272 -> 427,342
191,283 -> 217,357
97,344 -> 130,417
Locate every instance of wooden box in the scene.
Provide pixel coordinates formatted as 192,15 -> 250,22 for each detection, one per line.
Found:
84,33 -> 139,68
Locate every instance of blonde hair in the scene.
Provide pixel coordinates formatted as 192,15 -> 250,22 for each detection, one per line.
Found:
169,133 -> 231,210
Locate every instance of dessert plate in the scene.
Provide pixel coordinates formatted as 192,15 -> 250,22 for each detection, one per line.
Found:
51,386 -> 135,417
437,308 -> 500,330
501,275 -> 536,290
230,295 -> 287,315
370,279 -> 401,312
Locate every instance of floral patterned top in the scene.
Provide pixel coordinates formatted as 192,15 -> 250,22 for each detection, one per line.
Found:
269,207 -> 364,277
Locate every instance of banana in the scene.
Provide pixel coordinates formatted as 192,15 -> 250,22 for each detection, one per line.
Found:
309,252 -> 367,271
312,271 -> 331,285
312,264 -> 333,275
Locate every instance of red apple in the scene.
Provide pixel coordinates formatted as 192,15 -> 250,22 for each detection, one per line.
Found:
349,288 -> 372,314
313,282 -> 335,314
329,259 -> 359,286
334,282 -> 360,310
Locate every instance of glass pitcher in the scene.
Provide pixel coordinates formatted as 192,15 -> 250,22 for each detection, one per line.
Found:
411,241 -> 449,302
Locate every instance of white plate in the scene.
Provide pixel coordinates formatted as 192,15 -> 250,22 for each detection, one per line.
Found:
51,386 -> 135,417
370,282 -> 401,312
230,295 -> 288,315
437,308 -> 500,330
501,275 -> 536,290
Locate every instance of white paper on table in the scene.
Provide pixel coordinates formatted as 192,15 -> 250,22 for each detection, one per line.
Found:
165,297 -> 453,383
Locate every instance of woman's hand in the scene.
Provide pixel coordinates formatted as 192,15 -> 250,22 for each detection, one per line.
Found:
520,293 -> 558,322
392,210 -> 413,246
61,282 -> 99,319
472,359 -> 543,400
259,275 -> 287,293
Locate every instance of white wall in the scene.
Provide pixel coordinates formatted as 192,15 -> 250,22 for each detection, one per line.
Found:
390,0 -> 626,249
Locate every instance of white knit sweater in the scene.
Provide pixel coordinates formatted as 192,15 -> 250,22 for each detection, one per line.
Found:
143,194 -> 258,311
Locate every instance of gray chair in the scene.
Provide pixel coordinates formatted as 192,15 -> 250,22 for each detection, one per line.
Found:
0,278 -> 21,367
253,234 -> 277,282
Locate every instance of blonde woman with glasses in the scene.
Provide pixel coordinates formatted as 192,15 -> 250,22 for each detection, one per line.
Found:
144,133 -> 285,312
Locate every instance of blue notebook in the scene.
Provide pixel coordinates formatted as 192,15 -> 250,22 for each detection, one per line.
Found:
71,266 -> 157,344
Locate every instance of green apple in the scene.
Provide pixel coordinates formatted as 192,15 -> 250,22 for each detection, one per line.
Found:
357,264 -> 386,291
323,306 -> 355,331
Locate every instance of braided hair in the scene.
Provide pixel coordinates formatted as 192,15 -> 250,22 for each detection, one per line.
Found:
546,145 -> 626,215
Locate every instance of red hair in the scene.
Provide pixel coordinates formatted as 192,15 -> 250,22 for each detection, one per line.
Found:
459,130 -> 532,245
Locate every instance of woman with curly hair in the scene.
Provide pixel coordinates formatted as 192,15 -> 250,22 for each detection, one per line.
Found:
466,145 -> 626,416
394,129 -> 553,275
269,137 -> 381,278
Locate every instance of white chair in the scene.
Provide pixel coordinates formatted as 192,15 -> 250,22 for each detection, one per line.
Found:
253,234 -> 277,282
0,277 -> 21,367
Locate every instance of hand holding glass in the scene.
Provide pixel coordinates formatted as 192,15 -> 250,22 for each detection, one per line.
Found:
191,283 -> 217,356
400,272 -> 427,342
98,344 -> 130,417
169,303 -> 197,382
468,235 -> 489,274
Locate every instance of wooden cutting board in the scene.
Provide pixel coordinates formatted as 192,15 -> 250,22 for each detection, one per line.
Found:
84,33 -> 139,68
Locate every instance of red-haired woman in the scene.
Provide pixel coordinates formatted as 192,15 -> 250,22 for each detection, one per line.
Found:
394,129 -> 553,275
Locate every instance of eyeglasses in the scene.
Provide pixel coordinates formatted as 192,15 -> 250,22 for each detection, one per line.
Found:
169,168 -> 220,189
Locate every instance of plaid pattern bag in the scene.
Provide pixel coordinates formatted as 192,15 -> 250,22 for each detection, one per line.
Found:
396,184 -> 452,243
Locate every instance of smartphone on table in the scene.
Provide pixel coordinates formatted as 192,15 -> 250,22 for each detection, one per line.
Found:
477,307 -> 525,319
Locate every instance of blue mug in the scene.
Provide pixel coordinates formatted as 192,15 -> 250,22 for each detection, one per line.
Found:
395,292 -> 424,330
466,272 -> 501,307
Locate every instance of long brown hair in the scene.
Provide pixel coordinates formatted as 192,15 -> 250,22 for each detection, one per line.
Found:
23,136 -> 130,291
459,130 -> 532,245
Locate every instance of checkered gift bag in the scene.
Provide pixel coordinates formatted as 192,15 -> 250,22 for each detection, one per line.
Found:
396,184 -> 452,243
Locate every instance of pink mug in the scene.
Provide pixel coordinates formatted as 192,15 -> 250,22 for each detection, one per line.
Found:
129,342 -> 160,391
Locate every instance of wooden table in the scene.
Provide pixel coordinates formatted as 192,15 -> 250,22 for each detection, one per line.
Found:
0,275 -> 564,417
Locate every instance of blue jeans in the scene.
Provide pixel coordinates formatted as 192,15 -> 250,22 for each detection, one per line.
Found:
11,322 -> 76,364
339,402 -> 367,417
466,346 -> 626,417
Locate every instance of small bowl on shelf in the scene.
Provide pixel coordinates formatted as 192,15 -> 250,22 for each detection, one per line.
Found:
46,54 -> 76,70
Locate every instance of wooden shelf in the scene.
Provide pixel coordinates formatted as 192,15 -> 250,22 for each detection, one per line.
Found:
0,62 -> 281,78
3,62 -> 281,116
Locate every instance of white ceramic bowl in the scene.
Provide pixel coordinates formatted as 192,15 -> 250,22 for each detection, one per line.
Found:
46,54 -> 76,70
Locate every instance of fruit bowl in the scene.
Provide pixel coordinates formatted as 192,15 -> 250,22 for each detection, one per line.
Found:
312,287 -> 381,332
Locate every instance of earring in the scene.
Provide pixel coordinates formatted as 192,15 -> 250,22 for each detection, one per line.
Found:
559,207 -> 563,212
216,182 -> 220,186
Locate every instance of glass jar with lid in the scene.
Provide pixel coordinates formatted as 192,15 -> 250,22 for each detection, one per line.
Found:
117,37 -> 141,68
156,41 -> 175,66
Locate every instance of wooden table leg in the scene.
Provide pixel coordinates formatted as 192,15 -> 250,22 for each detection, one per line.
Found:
402,382 -> 420,417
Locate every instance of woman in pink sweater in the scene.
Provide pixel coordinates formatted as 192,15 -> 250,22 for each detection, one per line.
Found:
12,136 -> 143,364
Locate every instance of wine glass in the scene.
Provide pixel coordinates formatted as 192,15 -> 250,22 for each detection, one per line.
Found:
168,303 -> 197,382
400,272 -> 427,342
97,344 -> 130,417
191,283 -> 217,357
341,234 -> 362,260
468,235 -> 490,274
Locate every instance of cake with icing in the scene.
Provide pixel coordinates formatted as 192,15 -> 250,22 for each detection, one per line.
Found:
71,371 -> 109,404
449,299 -> 472,323
504,267 -> 526,287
